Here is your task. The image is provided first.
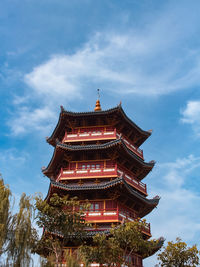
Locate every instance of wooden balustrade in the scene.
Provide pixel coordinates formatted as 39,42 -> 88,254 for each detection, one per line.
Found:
84,207 -> 151,236
57,164 -> 147,195
58,165 -> 117,179
62,253 -> 143,267
62,128 -> 117,142
62,128 -> 144,159
117,169 -> 147,195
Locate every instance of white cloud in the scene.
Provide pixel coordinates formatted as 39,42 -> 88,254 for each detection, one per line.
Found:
0,148 -> 28,166
24,56 -> 82,100
23,31 -> 200,99
8,106 -> 57,136
181,101 -> 200,136
144,155 -> 200,266
9,0 -> 200,135
23,1 -> 200,100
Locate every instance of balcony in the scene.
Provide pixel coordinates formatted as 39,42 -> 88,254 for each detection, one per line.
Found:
62,127 -> 116,142
57,163 -> 147,195
84,207 -> 151,236
62,127 -> 143,159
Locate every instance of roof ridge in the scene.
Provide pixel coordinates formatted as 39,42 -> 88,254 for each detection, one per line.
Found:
50,177 -> 160,206
56,139 -> 155,167
61,105 -> 120,115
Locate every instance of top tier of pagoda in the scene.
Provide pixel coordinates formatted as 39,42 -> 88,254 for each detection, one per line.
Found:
46,101 -> 152,153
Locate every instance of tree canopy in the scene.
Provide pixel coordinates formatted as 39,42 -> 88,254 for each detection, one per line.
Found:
35,193 -> 89,266
157,237 -> 200,267
6,193 -> 38,267
2,174 -> 199,267
0,176 -> 11,256
80,220 -> 162,266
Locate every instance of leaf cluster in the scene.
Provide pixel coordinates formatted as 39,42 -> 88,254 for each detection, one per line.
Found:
35,193 -> 89,240
7,193 -> 38,267
158,237 -> 200,267
0,177 -> 11,255
80,220 -> 160,266
34,193 -> 89,265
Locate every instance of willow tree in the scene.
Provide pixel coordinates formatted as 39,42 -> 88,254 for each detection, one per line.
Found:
7,193 -> 38,267
0,176 -> 11,256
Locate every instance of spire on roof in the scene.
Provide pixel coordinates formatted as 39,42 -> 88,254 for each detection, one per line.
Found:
94,89 -> 102,111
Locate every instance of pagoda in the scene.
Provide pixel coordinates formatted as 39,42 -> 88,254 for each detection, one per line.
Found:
43,99 -> 163,266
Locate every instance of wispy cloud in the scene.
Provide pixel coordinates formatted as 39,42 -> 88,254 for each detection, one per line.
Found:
0,148 -> 28,166
24,0 -> 200,99
0,148 -> 29,187
144,155 -> 200,266
180,100 -> 200,136
24,32 -> 200,99
9,0 -> 200,136
8,106 -> 57,136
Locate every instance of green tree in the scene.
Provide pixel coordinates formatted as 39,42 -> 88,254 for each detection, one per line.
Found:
64,250 -> 81,267
7,193 -> 38,267
35,193 -> 89,266
80,220 -> 161,266
157,237 -> 200,267
39,256 -> 54,267
0,176 -> 11,258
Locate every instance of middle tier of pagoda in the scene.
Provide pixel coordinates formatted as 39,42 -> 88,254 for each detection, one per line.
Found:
43,136 -> 159,220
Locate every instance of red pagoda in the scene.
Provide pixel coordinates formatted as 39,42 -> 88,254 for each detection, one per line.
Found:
43,99 -> 163,266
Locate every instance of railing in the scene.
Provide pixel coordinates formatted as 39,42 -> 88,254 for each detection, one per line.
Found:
84,207 -> 151,236
117,133 -> 143,159
57,165 -> 147,195
62,128 -> 117,142
117,169 -> 147,195
58,166 -> 117,179
62,128 -> 143,159
65,258 -> 143,267
63,252 -> 143,267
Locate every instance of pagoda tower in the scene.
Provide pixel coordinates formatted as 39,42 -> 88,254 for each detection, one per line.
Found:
43,99 -> 162,266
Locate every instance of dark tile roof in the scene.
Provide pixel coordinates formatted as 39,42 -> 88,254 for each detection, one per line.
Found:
47,105 -> 151,146
56,138 -> 155,167
49,176 -> 160,207
143,237 -> 165,258
61,105 -> 150,135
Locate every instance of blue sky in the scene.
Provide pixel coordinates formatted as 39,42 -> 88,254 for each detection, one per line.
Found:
1,0 -> 200,265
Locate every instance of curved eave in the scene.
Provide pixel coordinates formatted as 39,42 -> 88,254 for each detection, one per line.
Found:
42,138 -> 155,180
42,146 -> 64,177
47,110 -> 63,146
47,105 -> 151,146
43,139 -> 155,180
143,237 -> 165,258
57,138 -> 155,168
44,228 -> 111,241
46,177 -> 160,214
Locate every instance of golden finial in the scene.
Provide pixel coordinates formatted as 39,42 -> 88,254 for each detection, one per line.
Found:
94,89 -> 102,111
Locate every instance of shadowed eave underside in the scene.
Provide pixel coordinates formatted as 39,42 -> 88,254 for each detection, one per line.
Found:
43,138 -> 155,180
45,177 -> 160,217
47,105 -> 152,147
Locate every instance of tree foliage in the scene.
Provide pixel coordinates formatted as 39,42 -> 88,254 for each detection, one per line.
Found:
157,237 -> 200,267
39,256 -> 54,267
64,250 -> 81,267
80,220 -> 160,266
6,193 -> 38,267
35,193 -> 89,266
0,176 -> 11,255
